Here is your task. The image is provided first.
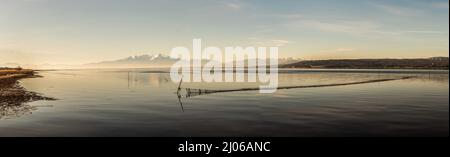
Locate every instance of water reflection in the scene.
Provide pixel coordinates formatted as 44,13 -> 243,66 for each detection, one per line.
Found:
0,69 -> 447,136
175,76 -> 417,112
0,82 -> 55,119
177,76 -> 415,98
126,71 -> 170,88
177,93 -> 185,112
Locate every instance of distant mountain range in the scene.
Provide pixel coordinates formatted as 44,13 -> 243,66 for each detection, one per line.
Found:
83,54 -> 178,68
2,54 -> 448,70
83,54 -> 302,68
281,57 -> 449,69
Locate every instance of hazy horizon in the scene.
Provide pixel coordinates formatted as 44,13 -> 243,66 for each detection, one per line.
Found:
1,53 -> 448,69
1,0 -> 449,65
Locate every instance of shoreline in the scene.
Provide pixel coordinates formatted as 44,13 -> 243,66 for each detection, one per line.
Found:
0,68 -> 55,112
0,68 -> 36,83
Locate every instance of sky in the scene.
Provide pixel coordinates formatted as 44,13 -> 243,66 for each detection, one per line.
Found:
0,0 -> 449,65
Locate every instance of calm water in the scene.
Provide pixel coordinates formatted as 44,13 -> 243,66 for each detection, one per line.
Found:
0,69 -> 448,136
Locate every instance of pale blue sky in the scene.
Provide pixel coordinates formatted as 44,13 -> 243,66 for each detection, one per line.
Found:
0,0 -> 448,64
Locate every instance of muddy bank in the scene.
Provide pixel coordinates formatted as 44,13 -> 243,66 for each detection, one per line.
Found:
0,69 -> 55,119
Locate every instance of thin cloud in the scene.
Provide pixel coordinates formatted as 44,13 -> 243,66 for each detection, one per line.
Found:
21,0 -> 49,2
226,3 -> 242,10
402,30 -> 449,34
373,4 -> 423,16
288,19 -> 381,35
277,14 -> 303,19
373,30 -> 449,35
432,2 -> 449,9
249,38 -> 290,47
284,16 -> 448,36
254,25 -> 274,33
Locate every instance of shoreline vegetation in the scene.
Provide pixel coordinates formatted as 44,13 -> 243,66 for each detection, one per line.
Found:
281,57 -> 449,70
0,68 -> 55,119
0,68 -> 35,82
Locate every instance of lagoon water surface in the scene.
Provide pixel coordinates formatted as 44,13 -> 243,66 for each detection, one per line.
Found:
0,69 -> 448,136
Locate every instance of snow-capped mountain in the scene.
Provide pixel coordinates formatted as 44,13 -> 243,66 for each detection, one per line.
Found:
84,54 -> 179,68
83,54 -> 303,69
117,54 -> 173,62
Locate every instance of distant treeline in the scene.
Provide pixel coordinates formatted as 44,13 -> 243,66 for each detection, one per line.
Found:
281,57 -> 449,69
0,67 -> 22,70
0,67 -> 34,83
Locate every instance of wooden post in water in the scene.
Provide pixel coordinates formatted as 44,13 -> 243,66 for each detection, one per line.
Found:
177,75 -> 183,94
